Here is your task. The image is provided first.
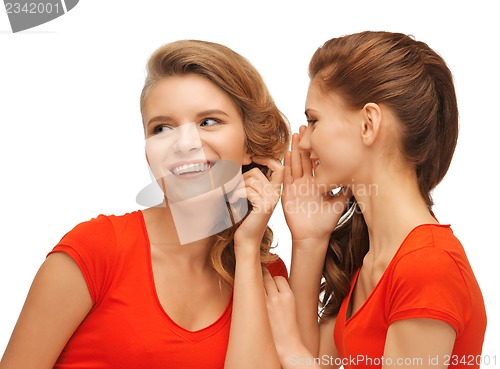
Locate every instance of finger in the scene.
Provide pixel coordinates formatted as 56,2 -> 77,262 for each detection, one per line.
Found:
243,170 -> 280,202
290,133 -> 303,179
297,126 -> 313,176
243,167 -> 268,181
244,176 -> 266,196
227,187 -> 247,203
250,156 -> 283,174
245,180 -> 280,214
244,187 -> 260,205
221,167 -> 246,194
273,276 -> 292,293
247,189 -> 263,213
251,156 -> 284,187
300,150 -> 312,177
245,187 -> 276,214
283,151 -> 293,185
298,125 -> 306,138
263,268 -> 278,296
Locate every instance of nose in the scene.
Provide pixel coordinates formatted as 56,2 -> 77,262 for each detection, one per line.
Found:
298,125 -> 311,151
172,123 -> 203,153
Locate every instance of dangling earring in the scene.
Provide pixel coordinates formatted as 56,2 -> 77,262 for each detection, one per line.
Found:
328,186 -> 346,197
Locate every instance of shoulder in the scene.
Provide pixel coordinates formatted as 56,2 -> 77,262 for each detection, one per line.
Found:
265,254 -> 288,279
57,211 -> 142,249
397,223 -> 460,253
47,211 -> 143,303
58,214 -> 114,246
392,224 -> 467,281
386,224 -> 472,335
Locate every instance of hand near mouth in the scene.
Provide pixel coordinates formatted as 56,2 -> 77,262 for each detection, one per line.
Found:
281,127 -> 351,247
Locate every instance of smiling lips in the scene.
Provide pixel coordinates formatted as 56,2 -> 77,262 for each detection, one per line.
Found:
169,161 -> 213,176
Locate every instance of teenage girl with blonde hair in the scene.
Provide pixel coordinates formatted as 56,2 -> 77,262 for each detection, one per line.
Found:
1,39 -> 290,369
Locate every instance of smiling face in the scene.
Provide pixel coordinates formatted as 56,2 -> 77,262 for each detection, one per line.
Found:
142,74 -> 252,202
301,79 -> 365,193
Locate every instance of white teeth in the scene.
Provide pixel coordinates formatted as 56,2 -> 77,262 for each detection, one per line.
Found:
171,162 -> 211,175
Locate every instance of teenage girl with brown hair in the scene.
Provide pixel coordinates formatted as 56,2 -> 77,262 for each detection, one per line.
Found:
265,31 -> 486,369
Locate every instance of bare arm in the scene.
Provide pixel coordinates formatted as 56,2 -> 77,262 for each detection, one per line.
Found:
225,250 -> 280,369
283,130 -> 349,355
383,319 -> 456,369
266,295 -> 456,369
264,274 -> 340,369
317,318 -> 340,369
224,157 -> 284,369
288,241 -> 329,356
0,253 -> 93,369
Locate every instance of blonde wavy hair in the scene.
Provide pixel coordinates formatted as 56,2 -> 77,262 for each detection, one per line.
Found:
140,40 -> 290,285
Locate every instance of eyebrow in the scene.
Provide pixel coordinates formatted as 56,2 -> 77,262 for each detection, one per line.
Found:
196,109 -> 230,119
147,115 -> 175,127
304,108 -> 318,118
147,109 -> 230,127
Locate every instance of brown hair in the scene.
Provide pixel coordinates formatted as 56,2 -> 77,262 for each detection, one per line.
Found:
310,31 -> 459,318
140,40 -> 290,285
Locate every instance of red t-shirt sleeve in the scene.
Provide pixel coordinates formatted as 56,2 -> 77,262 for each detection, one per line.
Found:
266,255 -> 288,279
47,215 -> 117,304
387,247 -> 470,336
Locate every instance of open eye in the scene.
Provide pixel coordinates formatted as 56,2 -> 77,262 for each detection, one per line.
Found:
199,118 -> 220,127
152,124 -> 173,135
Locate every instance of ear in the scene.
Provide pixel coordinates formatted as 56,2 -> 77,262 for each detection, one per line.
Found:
360,103 -> 381,146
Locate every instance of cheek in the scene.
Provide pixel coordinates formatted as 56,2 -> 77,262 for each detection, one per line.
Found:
145,138 -> 172,179
206,128 -> 247,161
311,128 -> 361,174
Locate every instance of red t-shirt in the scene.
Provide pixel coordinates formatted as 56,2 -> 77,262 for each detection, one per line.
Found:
334,224 -> 486,369
47,211 -> 288,369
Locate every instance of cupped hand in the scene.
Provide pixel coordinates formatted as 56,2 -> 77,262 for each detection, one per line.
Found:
282,126 -> 351,244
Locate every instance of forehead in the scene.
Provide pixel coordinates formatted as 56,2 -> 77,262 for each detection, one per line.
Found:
142,74 -> 241,121
306,79 -> 345,110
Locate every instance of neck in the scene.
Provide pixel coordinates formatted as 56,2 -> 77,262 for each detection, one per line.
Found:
353,165 -> 438,261
166,185 -> 234,244
144,205 -> 216,271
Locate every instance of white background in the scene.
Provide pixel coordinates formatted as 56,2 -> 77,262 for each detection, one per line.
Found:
1,0 -> 498,361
